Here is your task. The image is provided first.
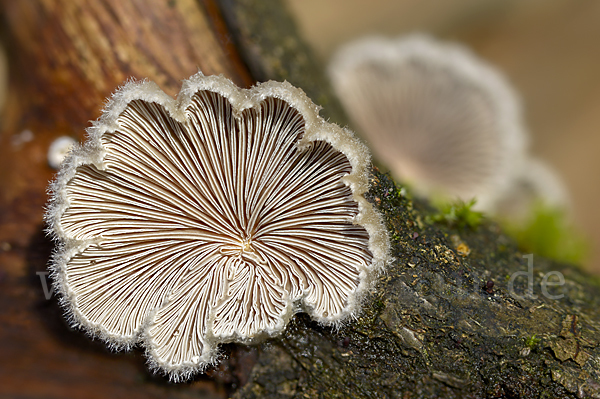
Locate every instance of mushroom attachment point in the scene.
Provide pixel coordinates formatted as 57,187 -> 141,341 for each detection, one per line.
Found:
46,72 -> 390,380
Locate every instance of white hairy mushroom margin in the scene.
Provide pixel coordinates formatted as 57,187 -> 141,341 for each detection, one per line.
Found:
46,72 -> 391,380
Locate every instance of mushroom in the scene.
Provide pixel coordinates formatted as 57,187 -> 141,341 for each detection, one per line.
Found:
493,157 -> 570,221
47,136 -> 77,169
46,72 -> 390,380
328,34 -> 528,212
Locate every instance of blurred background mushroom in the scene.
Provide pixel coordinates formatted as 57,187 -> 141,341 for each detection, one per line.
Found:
327,33 -> 584,264
494,157 -> 571,221
328,34 -> 529,213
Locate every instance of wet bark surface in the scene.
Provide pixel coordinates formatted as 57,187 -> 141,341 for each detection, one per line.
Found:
0,1 -> 598,398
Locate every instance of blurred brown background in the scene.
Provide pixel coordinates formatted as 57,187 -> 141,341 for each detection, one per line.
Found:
286,0 -> 600,274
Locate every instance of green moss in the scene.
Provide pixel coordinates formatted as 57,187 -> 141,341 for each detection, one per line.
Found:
502,201 -> 588,265
525,334 -> 542,349
428,198 -> 484,229
373,299 -> 385,311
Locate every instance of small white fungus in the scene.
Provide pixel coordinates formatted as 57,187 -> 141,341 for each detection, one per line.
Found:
47,136 -> 77,169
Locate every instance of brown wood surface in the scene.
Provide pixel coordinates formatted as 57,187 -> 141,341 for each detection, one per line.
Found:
0,0 -> 253,397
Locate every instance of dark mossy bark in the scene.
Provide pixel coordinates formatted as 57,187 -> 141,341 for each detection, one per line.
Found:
232,171 -> 600,398
216,1 -> 600,398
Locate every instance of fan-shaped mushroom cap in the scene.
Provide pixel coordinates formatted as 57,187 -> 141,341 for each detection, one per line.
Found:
328,34 -> 528,211
46,72 -> 390,380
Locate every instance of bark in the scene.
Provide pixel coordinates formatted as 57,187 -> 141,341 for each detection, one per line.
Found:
0,1 -> 598,398
233,172 -> 600,398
